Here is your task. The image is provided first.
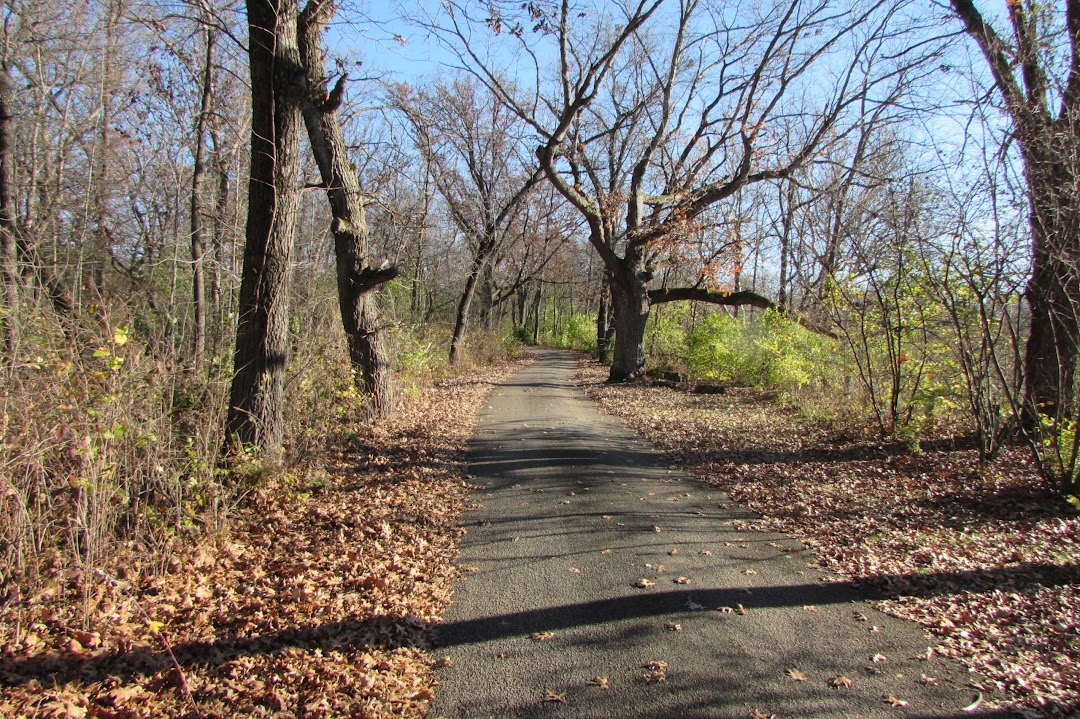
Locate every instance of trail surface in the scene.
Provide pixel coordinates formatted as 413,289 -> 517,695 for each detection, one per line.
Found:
432,350 -> 1012,719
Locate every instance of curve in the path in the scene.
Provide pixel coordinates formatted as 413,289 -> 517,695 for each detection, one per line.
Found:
432,350 -> 1014,719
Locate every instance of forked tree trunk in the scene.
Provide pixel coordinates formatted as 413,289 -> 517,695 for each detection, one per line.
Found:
298,0 -> 397,416
225,0 -> 306,459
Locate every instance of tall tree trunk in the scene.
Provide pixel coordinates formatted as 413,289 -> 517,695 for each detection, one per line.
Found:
298,0 -> 397,415
608,266 -> 650,382
225,0 -> 306,459
596,271 -> 610,363
1021,153 -> 1080,429
209,146 -> 230,348
777,180 -> 795,311
89,0 -> 123,299
477,261 -> 494,328
0,59 -> 19,354
449,237 -> 494,365
532,282 -> 542,344
189,15 -> 215,368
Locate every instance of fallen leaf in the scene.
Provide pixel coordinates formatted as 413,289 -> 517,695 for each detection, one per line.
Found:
830,675 -> 854,689
803,605 -> 818,612
664,622 -> 682,632
883,694 -> 909,707
786,668 -> 808,681
872,653 -> 888,663
743,568 -> 758,575
749,711 -> 778,719
633,578 -> 656,589
531,631 -> 555,641
542,690 -> 567,703
586,676 -> 610,690
675,576 -> 691,584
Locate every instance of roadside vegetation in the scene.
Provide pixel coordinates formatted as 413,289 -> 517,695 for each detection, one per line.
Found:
2,0 -> 1079,716
577,308 -> 1079,718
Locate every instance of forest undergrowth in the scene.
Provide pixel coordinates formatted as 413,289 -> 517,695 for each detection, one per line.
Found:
0,355 -> 526,718
580,361 -> 1079,719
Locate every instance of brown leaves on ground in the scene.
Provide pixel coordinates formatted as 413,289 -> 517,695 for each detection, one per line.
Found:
580,361 -> 1080,718
786,668 -> 809,681
0,360 -> 524,719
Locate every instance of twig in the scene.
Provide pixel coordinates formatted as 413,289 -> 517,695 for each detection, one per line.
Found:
94,569 -> 202,719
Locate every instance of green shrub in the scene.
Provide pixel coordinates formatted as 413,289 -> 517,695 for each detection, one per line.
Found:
646,305 -> 691,369
541,312 -> 597,352
687,309 -> 840,396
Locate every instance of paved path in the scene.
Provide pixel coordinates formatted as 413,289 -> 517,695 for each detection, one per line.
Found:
432,350 -> 1013,719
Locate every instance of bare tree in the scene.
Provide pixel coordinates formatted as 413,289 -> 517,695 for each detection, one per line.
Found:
437,0 -> 933,381
394,75 -> 543,364
949,0 -> 1080,437
298,0 -> 398,415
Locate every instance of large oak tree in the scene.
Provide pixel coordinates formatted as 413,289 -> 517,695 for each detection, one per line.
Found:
440,0 -> 933,381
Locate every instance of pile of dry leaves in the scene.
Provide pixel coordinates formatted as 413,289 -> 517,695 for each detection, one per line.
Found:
580,362 -> 1079,719
0,360 -> 521,718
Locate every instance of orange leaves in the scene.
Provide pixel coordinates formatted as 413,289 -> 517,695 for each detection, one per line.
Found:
1,360 -> 525,719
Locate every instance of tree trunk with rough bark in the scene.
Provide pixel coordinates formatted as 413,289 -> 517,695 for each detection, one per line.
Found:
0,59 -> 19,355
189,17 -> 215,368
225,0 -> 306,459
596,272 -> 610,363
449,237 -> 494,365
298,0 -> 397,416
608,263 -> 650,382
1021,150 -> 1080,428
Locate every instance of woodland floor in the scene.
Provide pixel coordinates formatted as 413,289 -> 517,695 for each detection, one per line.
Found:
0,359 -> 525,719
4,351 -> 1077,718
578,360 -> 1080,719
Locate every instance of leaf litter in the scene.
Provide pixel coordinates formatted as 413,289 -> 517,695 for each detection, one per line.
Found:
580,360 -> 1080,718
0,360 -> 524,718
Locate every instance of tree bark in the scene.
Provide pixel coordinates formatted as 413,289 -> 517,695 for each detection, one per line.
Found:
608,264 -> 650,382
189,14 -> 215,368
1021,152 -> 1080,427
298,0 -> 397,416
596,272 -> 610,363
0,58 -> 19,354
950,0 -> 1080,432
449,237 -> 494,365
225,0 -> 306,459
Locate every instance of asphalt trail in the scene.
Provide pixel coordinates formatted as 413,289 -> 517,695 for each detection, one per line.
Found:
431,350 -> 1014,719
